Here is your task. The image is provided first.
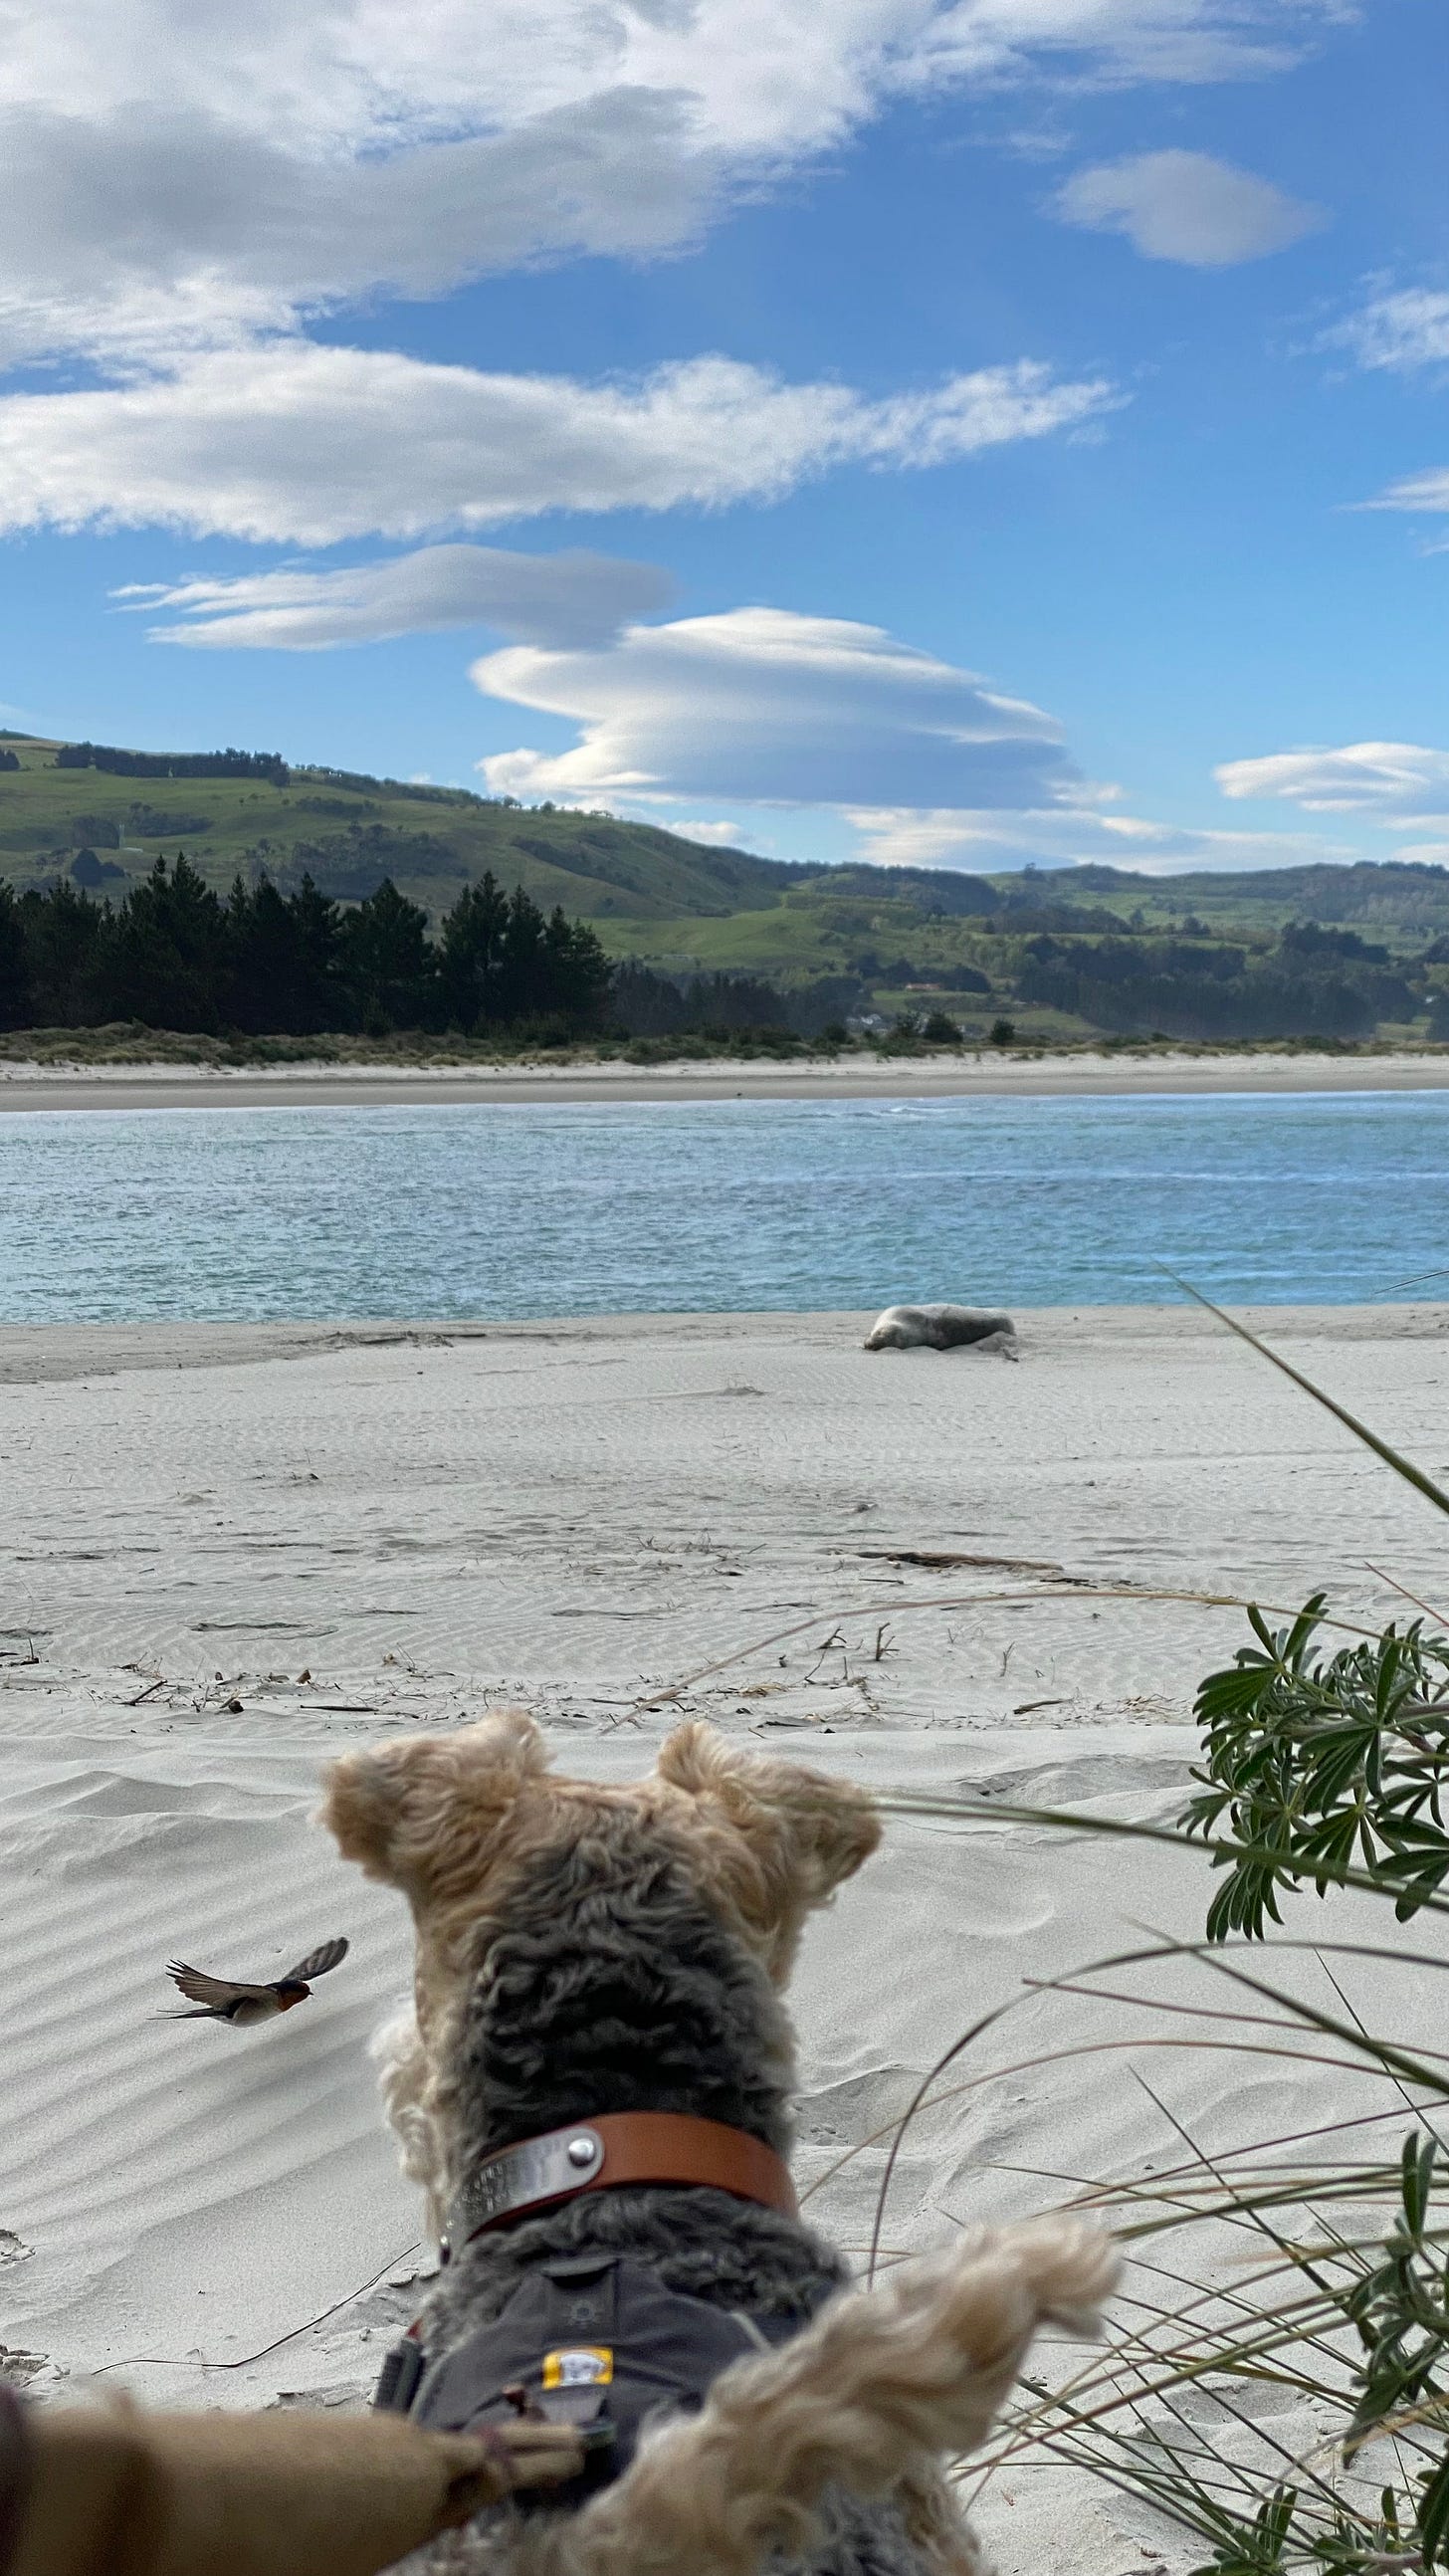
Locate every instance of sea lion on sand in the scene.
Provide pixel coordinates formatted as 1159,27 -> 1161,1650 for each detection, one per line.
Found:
865,1303 -> 1018,1357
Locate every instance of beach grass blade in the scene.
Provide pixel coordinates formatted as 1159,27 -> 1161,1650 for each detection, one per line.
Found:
1158,1269 -> 1449,1523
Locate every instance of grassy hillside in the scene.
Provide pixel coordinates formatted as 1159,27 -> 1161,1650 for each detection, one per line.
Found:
0,735 -> 805,922
590,860 -> 1449,1043
7,732 -> 1449,1046
1003,860 -> 1449,939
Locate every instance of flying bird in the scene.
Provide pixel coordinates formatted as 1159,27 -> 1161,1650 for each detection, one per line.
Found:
164,1937 -> 349,2025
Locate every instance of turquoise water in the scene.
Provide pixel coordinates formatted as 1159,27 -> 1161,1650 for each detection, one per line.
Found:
0,1091 -> 1444,1324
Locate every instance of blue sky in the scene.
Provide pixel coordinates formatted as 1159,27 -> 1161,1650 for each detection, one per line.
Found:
1,0 -> 1446,874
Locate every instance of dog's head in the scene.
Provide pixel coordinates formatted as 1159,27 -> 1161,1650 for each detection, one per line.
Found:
323,1714 -> 879,2222
322,1710 -> 880,1994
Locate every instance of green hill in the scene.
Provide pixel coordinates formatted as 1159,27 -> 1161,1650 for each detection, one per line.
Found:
7,732 -> 1449,1046
0,734 -> 807,923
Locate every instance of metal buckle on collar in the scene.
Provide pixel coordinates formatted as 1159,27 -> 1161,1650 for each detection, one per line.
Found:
442,2126 -> 604,2263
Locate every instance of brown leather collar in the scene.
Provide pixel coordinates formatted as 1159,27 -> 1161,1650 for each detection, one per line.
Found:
442,2112 -> 797,2259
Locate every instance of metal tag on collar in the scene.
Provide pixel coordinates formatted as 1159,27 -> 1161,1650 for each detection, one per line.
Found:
444,2125 -> 605,2257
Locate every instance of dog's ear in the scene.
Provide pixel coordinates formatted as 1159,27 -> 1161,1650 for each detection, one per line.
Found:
655,1722 -> 880,1974
321,1710 -> 550,1905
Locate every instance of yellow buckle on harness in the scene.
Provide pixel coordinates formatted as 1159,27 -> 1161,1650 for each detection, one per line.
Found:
542,2347 -> 613,2390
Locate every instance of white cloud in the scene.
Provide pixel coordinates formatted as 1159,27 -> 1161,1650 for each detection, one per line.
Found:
904,0 -> 1335,91
842,803 -> 1356,874
1325,295 -> 1449,532
472,605 -> 1082,808
1375,471 -> 1449,518
468,595 -> 1389,877
0,97 -> 716,368
0,344 -> 1118,544
1216,741 -> 1449,819
116,543 -> 676,649
1326,288 -> 1449,374
1053,149 -> 1323,266
0,0 -> 1340,363
1328,292 -> 1449,533
1364,466 -> 1449,524
670,818 -> 748,845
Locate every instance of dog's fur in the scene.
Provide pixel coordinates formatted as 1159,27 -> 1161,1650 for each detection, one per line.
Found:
322,1716 -> 1112,2576
863,1307 -> 1017,1358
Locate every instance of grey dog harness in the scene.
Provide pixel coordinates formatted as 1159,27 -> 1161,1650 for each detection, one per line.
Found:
374,2252 -> 797,2496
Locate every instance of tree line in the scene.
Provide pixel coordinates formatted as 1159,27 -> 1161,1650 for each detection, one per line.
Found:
11,853 -> 1431,1050
1015,926 -> 1419,1042
609,963 -> 862,1039
0,858 -> 615,1037
53,743 -> 291,783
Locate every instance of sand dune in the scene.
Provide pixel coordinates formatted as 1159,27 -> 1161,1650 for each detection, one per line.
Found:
3,1303 -> 1447,2564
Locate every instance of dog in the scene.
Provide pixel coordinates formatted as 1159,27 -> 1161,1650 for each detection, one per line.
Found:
863,1307 -> 1018,1358
322,1715 -> 1112,2576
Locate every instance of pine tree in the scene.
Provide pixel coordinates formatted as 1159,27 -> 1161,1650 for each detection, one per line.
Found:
17,880 -> 105,1025
496,884 -> 549,1021
438,872 -> 510,1029
540,905 -> 612,1028
223,871 -> 344,1033
0,883 -> 31,1029
95,853 -> 230,1031
285,874 -> 345,1033
337,877 -> 436,1031
226,874 -> 291,1032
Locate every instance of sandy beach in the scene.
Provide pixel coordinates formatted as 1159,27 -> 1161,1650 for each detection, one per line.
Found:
5,1048 -> 1449,1110
3,1301 -> 1446,2562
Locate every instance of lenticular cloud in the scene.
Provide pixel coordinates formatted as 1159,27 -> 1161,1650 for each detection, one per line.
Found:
472,605 -> 1082,811
121,544 -> 678,652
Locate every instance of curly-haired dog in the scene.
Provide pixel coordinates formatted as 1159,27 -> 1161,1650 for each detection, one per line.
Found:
322,1715 -> 1113,2576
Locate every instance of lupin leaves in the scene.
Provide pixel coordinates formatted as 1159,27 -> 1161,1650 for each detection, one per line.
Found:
1184,1598 -> 1449,1936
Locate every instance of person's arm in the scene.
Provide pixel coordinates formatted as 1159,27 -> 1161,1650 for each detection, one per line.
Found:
1,2393 -> 580,2576
0,2388 -> 27,2576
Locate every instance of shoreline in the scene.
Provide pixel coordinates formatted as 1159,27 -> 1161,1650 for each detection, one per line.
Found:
3,1299 -> 1444,1387
5,1046 -> 1449,1109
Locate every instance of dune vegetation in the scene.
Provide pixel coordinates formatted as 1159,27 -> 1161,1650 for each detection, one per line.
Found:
873,1314 -> 1449,2576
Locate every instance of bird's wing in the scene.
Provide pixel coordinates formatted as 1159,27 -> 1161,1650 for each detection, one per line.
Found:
279,1936 -> 349,1986
166,1960 -> 272,2010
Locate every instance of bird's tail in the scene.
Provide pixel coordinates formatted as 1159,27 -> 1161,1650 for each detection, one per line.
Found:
160,2008 -> 213,2020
